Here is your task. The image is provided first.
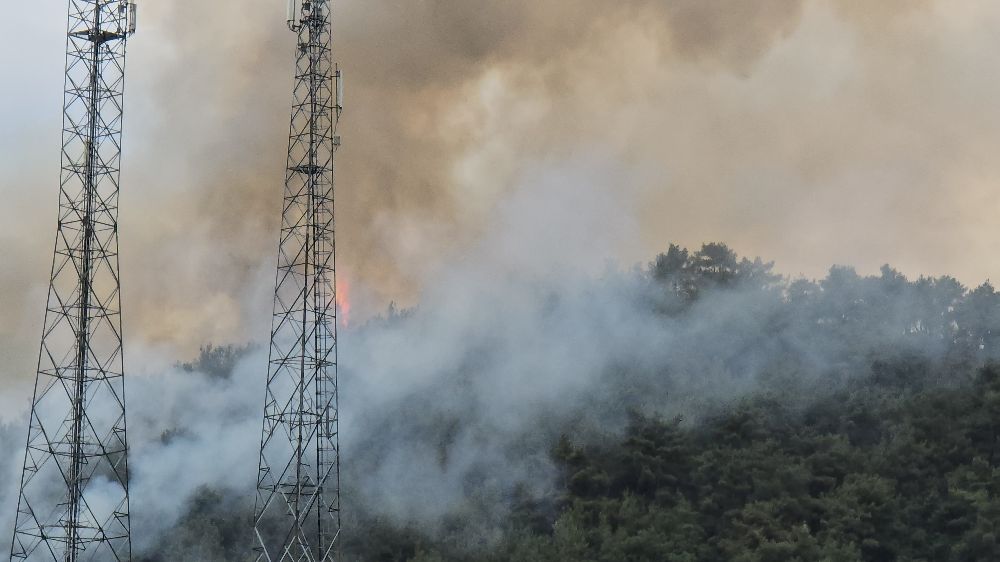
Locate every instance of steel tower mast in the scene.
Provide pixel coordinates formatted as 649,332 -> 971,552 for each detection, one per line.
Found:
253,0 -> 343,559
10,1 -> 137,561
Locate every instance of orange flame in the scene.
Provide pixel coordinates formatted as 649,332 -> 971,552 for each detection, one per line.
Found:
336,275 -> 351,328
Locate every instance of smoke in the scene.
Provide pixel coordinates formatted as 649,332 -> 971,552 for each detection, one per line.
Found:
8,0 -> 1000,387
0,164 -> 994,558
120,0 -> 816,313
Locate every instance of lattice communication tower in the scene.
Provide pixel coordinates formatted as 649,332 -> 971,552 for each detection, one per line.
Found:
253,0 -> 344,559
11,1 -> 138,561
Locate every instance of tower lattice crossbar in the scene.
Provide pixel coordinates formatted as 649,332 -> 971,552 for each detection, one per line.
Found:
10,1 -> 137,561
253,0 -> 343,560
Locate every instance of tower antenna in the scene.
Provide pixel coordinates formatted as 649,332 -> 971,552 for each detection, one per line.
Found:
10,1 -> 138,560
253,0 -> 344,559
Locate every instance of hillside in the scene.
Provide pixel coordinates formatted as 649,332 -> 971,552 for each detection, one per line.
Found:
131,244 -> 1000,561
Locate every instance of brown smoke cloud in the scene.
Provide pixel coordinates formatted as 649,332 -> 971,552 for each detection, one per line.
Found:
112,0 -> 818,346
3,0 -> 1000,392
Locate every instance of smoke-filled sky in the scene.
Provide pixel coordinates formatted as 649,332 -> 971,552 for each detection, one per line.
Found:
3,0 -> 1000,405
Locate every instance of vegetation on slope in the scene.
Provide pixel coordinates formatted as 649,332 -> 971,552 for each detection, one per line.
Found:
140,244 -> 1000,561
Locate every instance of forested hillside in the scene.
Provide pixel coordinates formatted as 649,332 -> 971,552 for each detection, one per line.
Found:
137,244 -> 1000,561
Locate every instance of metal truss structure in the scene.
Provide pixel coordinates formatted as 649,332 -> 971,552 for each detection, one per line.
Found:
253,0 -> 343,560
10,1 -> 137,561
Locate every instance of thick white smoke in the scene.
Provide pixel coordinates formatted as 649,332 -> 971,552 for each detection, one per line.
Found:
0,160 -> 655,553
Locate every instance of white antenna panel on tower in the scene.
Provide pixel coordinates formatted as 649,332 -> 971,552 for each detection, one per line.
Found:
335,67 -> 344,117
287,0 -> 300,28
127,2 -> 138,35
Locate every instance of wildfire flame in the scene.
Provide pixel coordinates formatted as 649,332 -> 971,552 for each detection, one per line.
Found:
335,275 -> 351,328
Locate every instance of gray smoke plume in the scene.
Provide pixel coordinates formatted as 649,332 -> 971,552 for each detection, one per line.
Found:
0,168 -> 995,558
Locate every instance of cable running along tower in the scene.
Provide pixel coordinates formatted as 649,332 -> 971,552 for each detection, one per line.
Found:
253,0 -> 343,559
10,1 -> 137,560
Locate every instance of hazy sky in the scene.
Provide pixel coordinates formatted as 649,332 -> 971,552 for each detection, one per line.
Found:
3,0 -> 1000,398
